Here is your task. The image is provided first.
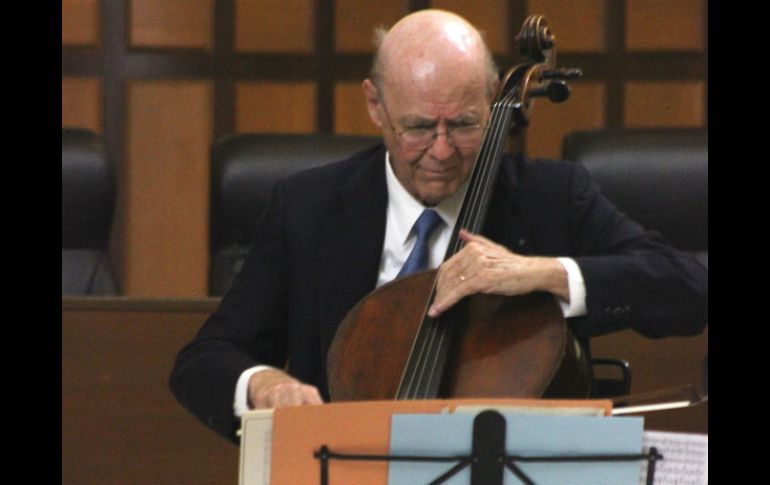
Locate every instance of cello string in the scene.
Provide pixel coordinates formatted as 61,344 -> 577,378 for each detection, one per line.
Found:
399,104 -> 500,399
412,100 -> 513,398
450,95 -> 508,254
456,98 -> 506,236
415,89 -> 521,398
407,96 -> 517,399
412,93 -> 518,398
447,86 -> 517,260
415,103 -> 509,397
416,114 -> 504,393
459,87 -> 519,240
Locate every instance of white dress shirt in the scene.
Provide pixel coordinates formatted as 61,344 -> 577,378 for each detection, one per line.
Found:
233,152 -> 587,416
376,151 -> 465,286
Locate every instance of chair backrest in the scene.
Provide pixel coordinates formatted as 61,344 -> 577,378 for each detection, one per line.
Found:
62,128 -> 119,295
562,128 -> 707,398
562,128 -> 707,264
209,133 -> 381,295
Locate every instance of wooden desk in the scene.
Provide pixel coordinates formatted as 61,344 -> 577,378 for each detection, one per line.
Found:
62,297 -> 236,485
591,327 -> 708,434
62,297 -> 707,485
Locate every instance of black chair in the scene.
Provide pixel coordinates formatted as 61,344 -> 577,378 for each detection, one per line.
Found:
209,133 -> 381,295
562,128 -> 708,398
62,128 -> 119,295
563,128 -> 708,265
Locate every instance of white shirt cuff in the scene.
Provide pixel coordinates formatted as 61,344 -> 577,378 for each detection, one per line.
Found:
556,257 -> 587,318
233,365 -> 276,417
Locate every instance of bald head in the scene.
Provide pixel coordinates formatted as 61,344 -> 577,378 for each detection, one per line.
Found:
370,10 -> 498,102
361,10 -> 499,205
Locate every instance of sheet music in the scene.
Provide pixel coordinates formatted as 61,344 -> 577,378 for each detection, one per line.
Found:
639,431 -> 707,485
239,409 -> 274,485
454,404 -> 606,416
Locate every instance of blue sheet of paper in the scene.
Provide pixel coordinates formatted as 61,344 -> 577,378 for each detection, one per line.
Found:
387,412 -> 644,485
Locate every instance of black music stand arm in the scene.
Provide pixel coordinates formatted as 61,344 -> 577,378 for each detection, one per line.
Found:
471,410 -> 506,485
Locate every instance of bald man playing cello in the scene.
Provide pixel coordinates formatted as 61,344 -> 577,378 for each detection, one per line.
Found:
170,10 -> 707,443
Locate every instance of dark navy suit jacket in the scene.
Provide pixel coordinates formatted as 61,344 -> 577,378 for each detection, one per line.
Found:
169,143 -> 707,442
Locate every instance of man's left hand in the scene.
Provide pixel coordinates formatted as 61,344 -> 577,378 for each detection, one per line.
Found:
428,229 -> 569,318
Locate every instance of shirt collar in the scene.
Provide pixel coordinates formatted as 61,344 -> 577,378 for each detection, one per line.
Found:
384,151 -> 467,244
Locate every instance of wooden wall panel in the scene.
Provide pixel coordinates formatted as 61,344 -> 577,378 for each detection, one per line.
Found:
62,77 -> 101,132
236,82 -> 316,133
334,0 -> 406,53
235,0 -> 314,53
62,0 -> 99,46
528,0 -> 606,53
432,0 -> 509,55
624,81 -> 705,128
63,1 -> 707,300
626,0 -> 704,51
334,82 -> 381,136
526,82 -> 606,159
124,81 -> 212,297
129,0 -> 213,50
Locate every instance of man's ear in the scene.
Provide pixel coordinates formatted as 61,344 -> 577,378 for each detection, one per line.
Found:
362,79 -> 383,128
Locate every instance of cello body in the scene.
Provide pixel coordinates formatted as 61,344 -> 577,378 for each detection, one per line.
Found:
327,270 -> 592,401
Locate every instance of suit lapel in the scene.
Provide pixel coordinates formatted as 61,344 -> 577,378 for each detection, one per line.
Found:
318,147 -> 388,361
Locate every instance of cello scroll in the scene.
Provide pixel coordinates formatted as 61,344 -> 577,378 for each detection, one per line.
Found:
499,15 -> 583,134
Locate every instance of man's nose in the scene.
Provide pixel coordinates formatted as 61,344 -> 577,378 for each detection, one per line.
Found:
427,131 -> 455,160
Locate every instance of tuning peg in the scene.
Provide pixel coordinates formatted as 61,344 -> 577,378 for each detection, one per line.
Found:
545,81 -> 571,102
529,81 -> 571,103
542,68 -> 583,80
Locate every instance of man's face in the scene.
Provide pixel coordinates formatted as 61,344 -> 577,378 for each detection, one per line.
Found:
365,73 -> 491,207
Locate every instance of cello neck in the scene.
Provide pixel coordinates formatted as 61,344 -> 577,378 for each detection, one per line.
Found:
444,96 -> 517,259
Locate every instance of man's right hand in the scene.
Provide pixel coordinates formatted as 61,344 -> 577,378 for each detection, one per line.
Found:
247,368 -> 324,409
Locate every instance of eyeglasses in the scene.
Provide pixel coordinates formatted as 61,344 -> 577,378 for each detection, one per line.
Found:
379,103 -> 485,151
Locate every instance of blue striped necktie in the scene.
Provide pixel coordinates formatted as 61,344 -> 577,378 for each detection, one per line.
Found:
397,209 -> 444,278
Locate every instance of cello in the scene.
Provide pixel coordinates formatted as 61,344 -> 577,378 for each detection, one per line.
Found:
327,15 -> 591,402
